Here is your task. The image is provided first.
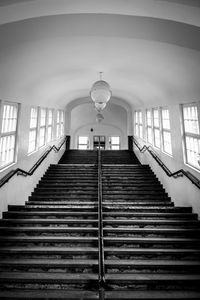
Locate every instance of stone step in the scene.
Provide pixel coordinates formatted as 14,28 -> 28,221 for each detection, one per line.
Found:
104,247 -> 200,256
8,205 -> 191,213
3,211 -> 98,218
103,219 -> 199,226
105,259 -> 200,269
0,289 -> 99,299
0,247 -> 98,256
105,290 -> 200,299
104,227 -> 200,237
103,212 -> 196,219
3,211 -> 196,220
0,218 -> 98,226
0,226 -> 98,235
104,237 -> 200,247
0,271 -> 98,284
105,273 -> 200,287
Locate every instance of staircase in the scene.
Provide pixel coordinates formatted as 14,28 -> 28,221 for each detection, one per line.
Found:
0,150 -> 200,299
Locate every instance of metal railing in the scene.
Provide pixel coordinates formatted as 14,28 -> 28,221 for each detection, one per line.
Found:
0,135 -> 70,189
129,136 -> 200,190
97,147 -> 105,300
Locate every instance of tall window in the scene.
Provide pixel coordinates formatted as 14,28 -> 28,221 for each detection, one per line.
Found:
146,109 -> 153,144
109,136 -> 120,150
182,103 -> 200,170
135,110 -> 143,139
153,108 -> 160,148
78,136 -> 89,150
47,109 -> 53,143
0,102 -> 19,169
161,108 -> 172,155
38,108 -> 47,148
28,107 -> 38,153
60,110 -> 64,137
56,111 -> 60,138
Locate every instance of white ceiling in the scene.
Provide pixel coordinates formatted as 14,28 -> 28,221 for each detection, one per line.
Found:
0,0 -> 200,109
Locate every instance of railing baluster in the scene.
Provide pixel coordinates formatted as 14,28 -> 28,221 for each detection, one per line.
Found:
98,147 -> 105,300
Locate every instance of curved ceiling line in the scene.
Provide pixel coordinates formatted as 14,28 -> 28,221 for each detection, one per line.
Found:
0,0 -> 200,27
1,14 -> 199,52
66,96 -> 132,114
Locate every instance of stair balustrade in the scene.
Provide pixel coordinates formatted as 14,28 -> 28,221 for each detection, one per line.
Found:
0,136 -> 70,188
129,135 -> 200,189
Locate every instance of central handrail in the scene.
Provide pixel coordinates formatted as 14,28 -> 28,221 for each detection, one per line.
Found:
97,147 -> 105,300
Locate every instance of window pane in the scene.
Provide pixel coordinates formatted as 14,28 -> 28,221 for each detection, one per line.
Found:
111,137 -> 120,144
47,126 -> 52,143
40,108 -> 46,127
147,127 -> 152,144
2,104 -> 18,133
185,136 -> 200,168
79,136 -> 88,144
0,135 -> 15,167
48,110 -> 53,125
163,131 -> 172,155
183,105 -> 199,134
154,128 -> 160,148
78,136 -> 88,150
153,109 -> 159,127
28,129 -> 37,153
111,145 -> 120,150
139,124 -> 143,138
139,111 -> 142,124
39,127 -> 45,147
30,107 -> 38,129
162,108 -> 170,130
146,110 -> 152,126
78,145 -> 88,150
57,111 -> 60,123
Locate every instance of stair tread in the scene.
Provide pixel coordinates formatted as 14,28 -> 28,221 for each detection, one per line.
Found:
104,247 -> 200,253
0,289 -> 98,299
0,236 -> 98,241
106,273 -> 200,280
0,272 -> 98,281
0,246 -> 98,253
0,258 -> 98,265
105,259 -> 200,266
105,290 -> 200,299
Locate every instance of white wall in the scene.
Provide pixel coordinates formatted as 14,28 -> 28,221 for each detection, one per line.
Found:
133,103 -> 200,218
0,103 -> 66,218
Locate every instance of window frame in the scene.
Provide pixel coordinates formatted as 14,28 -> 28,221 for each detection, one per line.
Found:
78,136 -> 89,150
38,107 -> 47,148
135,110 -> 143,139
146,109 -> 153,144
109,136 -> 120,150
152,108 -> 161,149
161,107 -> 172,156
182,102 -> 200,171
28,106 -> 39,154
0,100 -> 19,170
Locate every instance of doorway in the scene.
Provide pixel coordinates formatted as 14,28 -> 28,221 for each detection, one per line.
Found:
93,136 -> 106,150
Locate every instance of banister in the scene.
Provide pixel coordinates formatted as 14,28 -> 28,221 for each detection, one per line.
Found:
129,136 -> 200,190
97,147 -> 105,300
0,135 -> 70,188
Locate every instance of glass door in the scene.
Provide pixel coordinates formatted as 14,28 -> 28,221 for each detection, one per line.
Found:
93,136 -> 106,150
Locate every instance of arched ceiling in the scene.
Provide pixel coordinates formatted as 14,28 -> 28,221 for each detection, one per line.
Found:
0,0 -> 200,109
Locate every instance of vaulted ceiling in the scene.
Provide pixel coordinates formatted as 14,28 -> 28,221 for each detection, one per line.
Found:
0,0 -> 200,109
